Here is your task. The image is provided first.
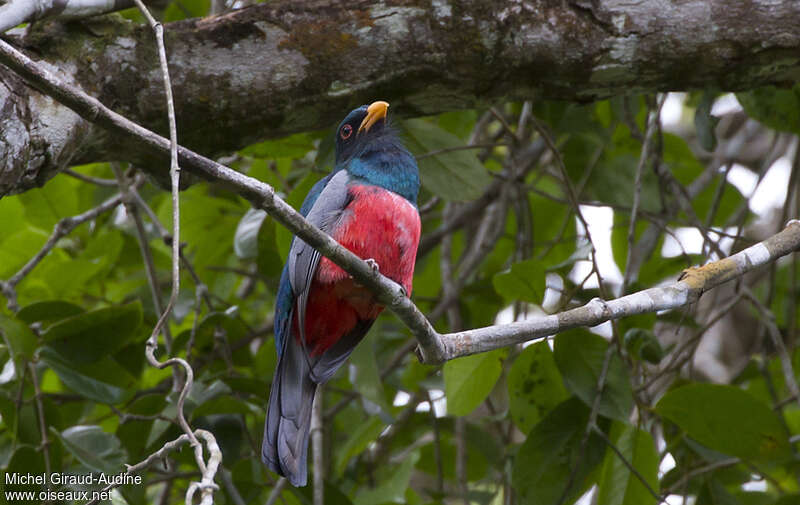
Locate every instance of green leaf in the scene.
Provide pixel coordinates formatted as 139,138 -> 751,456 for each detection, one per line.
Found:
182,309 -> 248,352
656,383 -> 791,463
234,208 -> 267,259
54,425 -> 126,474
349,332 -> 391,414
334,416 -> 384,476
416,422 -> 494,481
400,118 -> 492,201
42,301 -> 143,365
553,330 -> 633,422
444,348 -> 507,416
737,84 -> 800,134
185,379 -> 232,412
623,328 -> 664,364
697,479 -> 740,505
257,212 -> 285,281
32,257 -> 106,299
79,229 -> 124,277
0,196 -> 25,243
354,451 -> 419,505
0,227 -> 47,278
241,133 -> 315,159
17,300 -> 84,324
18,174 -> 80,231
437,109 -> 478,139
493,259 -> 547,304
690,175 -> 745,227
6,446 -> 46,488
157,185 -> 243,271
39,346 -> 136,404
774,495 -> 800,505
163,0 -> 209,21
513,397 -> 605,505
586,152 -> 661,213
192,395 -> 255,418
596,423 -> 659,505
508,342 -> 569,433
0,314 -> 38,375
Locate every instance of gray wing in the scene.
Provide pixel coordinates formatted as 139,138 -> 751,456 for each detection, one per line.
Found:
287,169 -> 352,352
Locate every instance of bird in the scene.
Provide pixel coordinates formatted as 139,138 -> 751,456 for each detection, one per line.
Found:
262,101 -> 421,486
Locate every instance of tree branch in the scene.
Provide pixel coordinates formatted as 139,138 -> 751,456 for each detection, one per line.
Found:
1,37 -> 799,367
84,429 -> 220,505
438,221 -> 800,361
0,191 -> 127,311
1,0 -> 799,194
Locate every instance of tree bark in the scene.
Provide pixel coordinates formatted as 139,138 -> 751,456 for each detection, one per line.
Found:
1,0 -> 799,195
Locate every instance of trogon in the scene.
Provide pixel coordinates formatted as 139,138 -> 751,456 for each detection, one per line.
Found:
262,101 -> 421,486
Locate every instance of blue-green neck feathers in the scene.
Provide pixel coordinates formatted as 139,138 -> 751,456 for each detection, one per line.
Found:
342,141 -> 419,205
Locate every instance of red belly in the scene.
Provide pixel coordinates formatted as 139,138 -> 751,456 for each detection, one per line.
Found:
296,184 -> 421,355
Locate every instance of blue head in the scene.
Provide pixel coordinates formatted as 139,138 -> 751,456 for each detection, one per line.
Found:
334,101 -> 420,205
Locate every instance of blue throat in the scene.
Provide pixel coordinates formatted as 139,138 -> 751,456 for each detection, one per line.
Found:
340,139 -> 420,205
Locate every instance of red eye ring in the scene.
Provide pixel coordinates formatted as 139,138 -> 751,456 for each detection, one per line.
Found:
340,124 -> 353,140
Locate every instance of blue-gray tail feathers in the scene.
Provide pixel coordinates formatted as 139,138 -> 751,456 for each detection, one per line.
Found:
262,337 -> 317,487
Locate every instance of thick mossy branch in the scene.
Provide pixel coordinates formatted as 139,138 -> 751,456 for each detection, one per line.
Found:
1,0 -> 799,194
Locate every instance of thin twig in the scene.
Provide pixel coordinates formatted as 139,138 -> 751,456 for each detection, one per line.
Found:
27,362 -> 51,479
623,94 -> 666,293
5,193 -> 123,288
743,288 -> 800,409
129,185 -> 214,310
265,478 -> 288,505
85,430 -> 220,505
113,164 -> 173,351
557,345 -> 615,505
592,425 -> 663,503
455,417 -> 468,505
312,390 -> 324,505
416,142 -> 509,160
0,192 -> 125,311
63,168 -> 118,186
661,457 -> 741,497
427,390 -> 444,495
131,2 -> 219,503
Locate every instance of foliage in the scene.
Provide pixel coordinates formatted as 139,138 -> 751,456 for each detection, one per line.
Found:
1,4 -> 799,504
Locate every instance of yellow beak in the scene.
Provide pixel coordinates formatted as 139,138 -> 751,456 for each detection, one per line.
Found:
358,101 -> 389,134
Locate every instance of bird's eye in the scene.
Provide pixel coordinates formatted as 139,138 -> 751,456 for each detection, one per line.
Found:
340,124 -> 353,140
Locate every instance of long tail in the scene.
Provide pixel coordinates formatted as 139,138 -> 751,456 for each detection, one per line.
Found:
262,338 -> 317,487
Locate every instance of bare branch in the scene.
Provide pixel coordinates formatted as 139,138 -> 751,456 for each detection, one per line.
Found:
84,429 -> 220,505
440,221 -> 800,361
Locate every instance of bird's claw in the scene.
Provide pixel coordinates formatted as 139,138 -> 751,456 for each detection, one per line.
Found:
365,258 -> 380,273
399,285 -> 409,298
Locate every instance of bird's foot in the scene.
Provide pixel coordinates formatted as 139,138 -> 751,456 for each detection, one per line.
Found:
365,258 -> 380,273
398,285 -> 409,298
